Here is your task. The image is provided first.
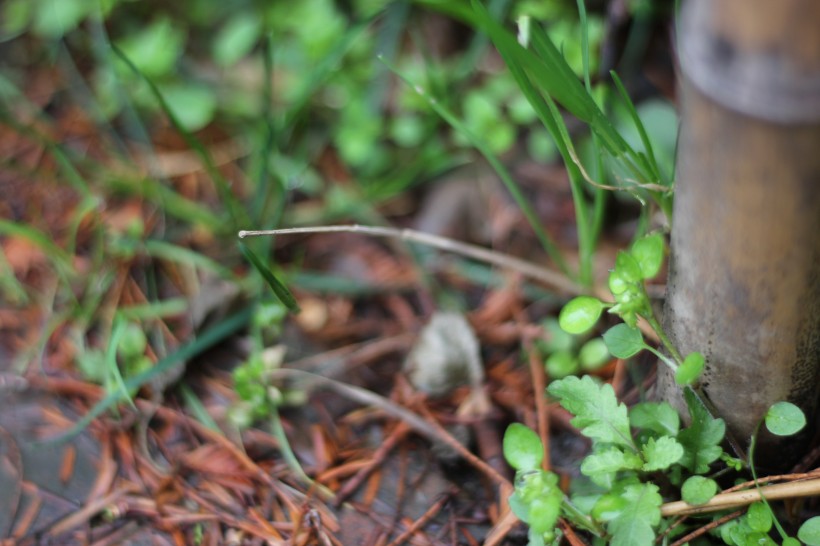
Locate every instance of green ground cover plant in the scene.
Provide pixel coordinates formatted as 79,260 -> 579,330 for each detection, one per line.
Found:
2,0 -> 817,543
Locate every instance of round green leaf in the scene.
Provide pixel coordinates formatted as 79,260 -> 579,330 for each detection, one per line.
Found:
746,502 -> 772,533
558,296 -> 604,334
602,324 -> 644,359
117,322 -> 147,359
765,401 -> 806,436
630,233 -> 665,279
161,84 -> 217,131
681,476 -> 717,505
799,517 -> 820,546
213,12 -> 262,67
116,17 -> 185,78
782,538 -> 801,546
579,338 -> 611,371
540,319 -> 575,353
528,495 -> 561,534
614,251 -> 643,283
545,350 -> 579,379
503,423 -> 544,471
675,352 -> 705,386
591,493 -> 628,521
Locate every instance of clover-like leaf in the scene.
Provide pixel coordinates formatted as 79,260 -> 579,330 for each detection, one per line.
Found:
681,476 -> 717,505
545,350 -> 579,379
559,296 -> 604,334
503,423 -> 543,471
675,352 -> 705,386
630,233 -> 665,279
746,502 -> 772,533
798,516 -> 820,546
641,436 -> 684,471
614,251 -> 643,283
548,375 -> 633,448
603,324 -> 645,359
765,401 -> 806,437
579,338 -> 611,371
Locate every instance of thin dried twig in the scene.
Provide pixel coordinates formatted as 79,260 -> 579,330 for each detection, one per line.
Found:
385,491 -> 451,546
660,476 -> 820,516
524,339 -> 551,472
566,146 -> 671,194
239,225 -> 582,295
668,509 -> 744,546
273,368 -> 510,489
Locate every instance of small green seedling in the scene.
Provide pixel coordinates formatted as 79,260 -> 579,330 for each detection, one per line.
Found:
558,233 -> 706,387
503,424 -> 563,545
504,378 -> 733,546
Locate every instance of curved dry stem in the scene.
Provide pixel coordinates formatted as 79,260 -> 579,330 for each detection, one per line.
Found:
239,225 -> 582,295
661,476 -> 820,517
270,368 -> 511,488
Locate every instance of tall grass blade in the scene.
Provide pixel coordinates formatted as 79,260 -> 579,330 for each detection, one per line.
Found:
610,71 -> 664,184
238,241 -> 300,312
380,55 -> 571,276
111,45 -> 247,230
106,317 -> 137,410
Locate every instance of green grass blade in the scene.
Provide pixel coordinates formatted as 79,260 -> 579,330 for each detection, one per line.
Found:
0,220 -> 73,275
50,307 -> 253,444
143,240 -> 236,280
251,32 -> 286,228
107,176 -> 223,228
180,384 -> 221,432
106,317 -> 137,410
280,19 -> 371,139
111,45 -> 248,230
238,241 -> 300,312
381,55 -> 571,277
610,70 -> 663,183
576,0 -> 593,93
117,298 -> 189,321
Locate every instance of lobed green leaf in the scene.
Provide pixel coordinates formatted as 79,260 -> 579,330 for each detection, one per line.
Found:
677,389 -> 725,474
607,483 -> 662,546
640,436 -> 684,471
548,375 -> 633,449
581,446 -> 642,488
629,402 -> 680,436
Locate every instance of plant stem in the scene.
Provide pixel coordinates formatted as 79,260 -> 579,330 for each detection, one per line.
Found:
645,313 -> 683,364
269,408 -> 335,501
561,497 -> 606,537
644,344 -> 678,371
240,225 -> 582,295
748,422 -> 790,541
